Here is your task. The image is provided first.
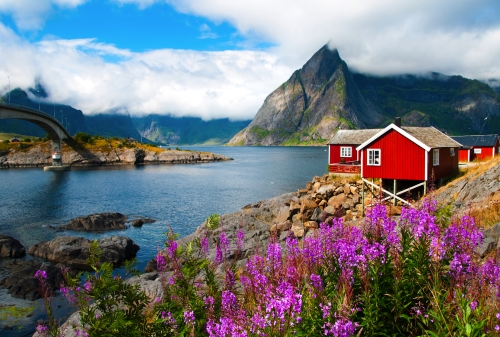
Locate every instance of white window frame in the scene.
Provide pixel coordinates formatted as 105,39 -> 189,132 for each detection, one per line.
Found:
473,148 -> 482,154
367,149 -> 381,166
340,147 -> 352,158
433,149 -> 439,166
450,148 -> 455,156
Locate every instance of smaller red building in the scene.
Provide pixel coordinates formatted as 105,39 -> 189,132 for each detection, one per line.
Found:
328,129 -> 380,174
450,134 -> 499,162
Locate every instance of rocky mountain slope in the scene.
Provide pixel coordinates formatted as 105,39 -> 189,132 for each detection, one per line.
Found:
228,46 -> 383,146
229,45 -> 500,146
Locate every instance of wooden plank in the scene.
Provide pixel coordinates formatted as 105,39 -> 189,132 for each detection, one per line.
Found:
362,178 -> 412,206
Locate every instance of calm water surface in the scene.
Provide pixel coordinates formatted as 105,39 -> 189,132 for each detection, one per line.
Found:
0,146 -> 327,336
1,146 -> 328,270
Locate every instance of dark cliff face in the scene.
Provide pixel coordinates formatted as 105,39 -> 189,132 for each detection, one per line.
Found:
229,46 -> 500,146
228,45 -> 382,146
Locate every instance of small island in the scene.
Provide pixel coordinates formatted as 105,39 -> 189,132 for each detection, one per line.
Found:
0,132 -> 232,168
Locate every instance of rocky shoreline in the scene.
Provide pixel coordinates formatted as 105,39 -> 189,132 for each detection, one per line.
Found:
0,142 -> 232,168
2,159 -> 500,334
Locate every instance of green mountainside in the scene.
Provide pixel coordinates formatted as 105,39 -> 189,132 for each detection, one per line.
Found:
228,45 -> 500,146
353,73 -> 500,135
132,115 -> 250,145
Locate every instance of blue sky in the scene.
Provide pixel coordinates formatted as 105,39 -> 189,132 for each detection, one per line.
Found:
0,0 -> 499,120
1,1 -> 252,52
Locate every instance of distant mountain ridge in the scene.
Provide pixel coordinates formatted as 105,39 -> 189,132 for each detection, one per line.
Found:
228,45 -> 500,146
0,89 -> 249,145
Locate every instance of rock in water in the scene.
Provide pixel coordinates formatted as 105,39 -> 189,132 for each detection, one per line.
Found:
0,259 -> 65,300
28,236 -> 140,270
60,212 -> 127,232
0,235 -> 26,258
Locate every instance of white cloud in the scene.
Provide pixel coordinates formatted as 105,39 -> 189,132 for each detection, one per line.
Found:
166,0 -> 500,79
111,0 -> 160,10
0,24 -> 292,120
0,0 -> 87,30
1,0 -> 500,120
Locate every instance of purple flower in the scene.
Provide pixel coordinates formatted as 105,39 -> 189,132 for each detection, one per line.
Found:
204,296 -> 215,309
156,254 -> 166,271
236,229 -> 245,251
83,281 -> 92,292
34,270 -> 47,280
310,273 -> 323,291
95,314 -> 101,319
36,323 -> 48,333
167,240 -> 178,260
201,236 -> 209,255
469,301 -> 478,311
162,311 -> 178,329
220,233 -> 230,256
225,269 -> 236,290
214,244 -> 223,265
183,310 -> 195,326
221,290 -> 238,315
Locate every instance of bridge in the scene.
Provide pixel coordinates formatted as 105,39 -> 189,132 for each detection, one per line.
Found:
0,102 -> 71,167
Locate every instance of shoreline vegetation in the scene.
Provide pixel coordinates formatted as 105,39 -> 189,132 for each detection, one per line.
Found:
22,157 -> 500,336
32,198 -> 500,336
0,132 -> 232,169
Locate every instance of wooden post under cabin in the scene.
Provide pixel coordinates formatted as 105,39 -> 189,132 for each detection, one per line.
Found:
362,180 -> 365,216
393,179 -> 396,206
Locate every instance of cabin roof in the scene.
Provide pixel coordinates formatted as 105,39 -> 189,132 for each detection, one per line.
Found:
356,124 -> 462,151
401,127 -> 462,148
328,129 -> 381,145
450,134 -> 499,147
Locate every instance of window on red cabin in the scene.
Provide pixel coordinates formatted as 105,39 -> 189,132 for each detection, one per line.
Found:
367,149 -> 381,166
474,148 -> 482,154
433,149 -> 439,166
340,147 -> 352,157
450,148 -> 455,156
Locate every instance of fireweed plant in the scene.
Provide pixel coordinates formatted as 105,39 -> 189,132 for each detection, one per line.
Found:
36,204 -> 500,336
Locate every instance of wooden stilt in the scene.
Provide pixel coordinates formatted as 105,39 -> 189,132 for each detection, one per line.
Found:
362,180 -> 365,216
393,179 -> 397,205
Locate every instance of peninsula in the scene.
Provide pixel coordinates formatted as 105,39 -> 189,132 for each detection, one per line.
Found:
0,134 -> 232,168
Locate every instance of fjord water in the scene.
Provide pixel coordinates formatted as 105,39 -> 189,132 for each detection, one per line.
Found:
0,146 -> 328,272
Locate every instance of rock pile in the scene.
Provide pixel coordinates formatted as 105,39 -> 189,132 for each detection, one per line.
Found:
146,174 -> 377,272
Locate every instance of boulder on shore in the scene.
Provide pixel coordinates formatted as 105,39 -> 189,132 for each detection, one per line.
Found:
28,236 -> 140,270
0,259 -> 66,301
0,235 -> 26,258
60,212 -> 127,232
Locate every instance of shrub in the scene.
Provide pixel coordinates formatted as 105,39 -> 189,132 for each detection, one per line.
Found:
2,139 -> 9,144
22,138 -> 31,142
74,132 -> 91,143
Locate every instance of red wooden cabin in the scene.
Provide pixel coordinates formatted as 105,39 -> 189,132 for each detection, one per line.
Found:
327,129 -> 380,174
356,123 -> 461,205
450,135 -> 499,162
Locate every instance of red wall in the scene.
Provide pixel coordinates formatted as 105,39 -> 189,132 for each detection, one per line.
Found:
329,144 -> 358,164
470,146 -> 496,161
427,147 -> 459,181
458,149 -> 470,162
361,130 -> 426,180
